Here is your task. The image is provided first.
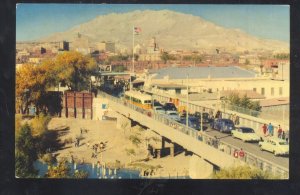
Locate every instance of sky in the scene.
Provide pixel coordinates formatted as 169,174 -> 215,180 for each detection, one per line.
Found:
16,4 -> 290,42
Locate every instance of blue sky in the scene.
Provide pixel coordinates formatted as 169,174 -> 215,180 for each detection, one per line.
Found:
16,4 -> 290,42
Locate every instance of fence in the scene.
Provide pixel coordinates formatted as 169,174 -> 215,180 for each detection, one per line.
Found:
99,92 -> 288,179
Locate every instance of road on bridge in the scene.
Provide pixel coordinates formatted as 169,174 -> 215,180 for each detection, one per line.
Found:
203,126 -> 289,169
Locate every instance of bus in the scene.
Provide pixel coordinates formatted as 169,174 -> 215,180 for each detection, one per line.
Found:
124,91 -> 152,110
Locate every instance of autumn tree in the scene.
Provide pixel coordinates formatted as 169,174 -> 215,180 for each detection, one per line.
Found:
52,51 -> 97,91
16,63 -> 49,114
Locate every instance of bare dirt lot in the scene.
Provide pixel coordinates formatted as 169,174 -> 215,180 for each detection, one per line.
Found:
47,117 -> 191,178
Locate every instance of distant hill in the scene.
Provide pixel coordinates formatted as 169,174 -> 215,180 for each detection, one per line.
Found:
39,10 -> 289,53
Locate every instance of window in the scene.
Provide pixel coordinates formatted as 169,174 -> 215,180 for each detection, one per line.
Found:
175,88 -> 181,94
261,88 -> 265,95
279,87 -> 283,95
271,87 -> 274,96
253,88 -> 256,92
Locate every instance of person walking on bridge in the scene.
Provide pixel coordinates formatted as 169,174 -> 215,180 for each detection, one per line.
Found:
262,124 -> 267,137
267,123 -> 274,136
277,125 -> 283,139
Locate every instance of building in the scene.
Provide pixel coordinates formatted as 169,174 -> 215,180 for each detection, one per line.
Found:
97,41 -> 115,53
145,66 -> 289,99
139,37 -> 161,61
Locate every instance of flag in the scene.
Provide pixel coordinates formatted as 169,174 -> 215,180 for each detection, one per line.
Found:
134,27 -> 142,34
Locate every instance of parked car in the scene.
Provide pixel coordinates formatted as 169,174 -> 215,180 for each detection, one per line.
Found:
164,110 -> 181,122
153,106 -> 165,114
211,119 -> 235,133
179,116 -> 200,130
194,112 -> 211,123
163,103 -> 177,111
259,137 -> 289,156
231,127 -> 261,142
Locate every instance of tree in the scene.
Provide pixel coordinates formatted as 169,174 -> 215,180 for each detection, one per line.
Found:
15,123 -> 38,178
16,63 -> 49,114
52,51 -> 97,91
227,93 -> 261,112
213,165 -> 279,179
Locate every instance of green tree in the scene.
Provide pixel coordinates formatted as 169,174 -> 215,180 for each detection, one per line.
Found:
213,165 -> 279,179
15,123 -> 38,178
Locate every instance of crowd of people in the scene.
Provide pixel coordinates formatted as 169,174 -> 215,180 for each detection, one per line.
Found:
262,123 -> 289,143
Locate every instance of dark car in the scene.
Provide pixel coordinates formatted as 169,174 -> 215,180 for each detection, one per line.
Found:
211,119 -> 235,133
194,112 -> 211,123
180,116 -> 200,130
163,103 -> 177,111
153,100 -> 163,107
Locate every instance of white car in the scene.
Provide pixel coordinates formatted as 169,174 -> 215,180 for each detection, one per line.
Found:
231,127 -> 261,142
164,110 -> 181,122
259,137 -> 289,156
153,106 -> 165,114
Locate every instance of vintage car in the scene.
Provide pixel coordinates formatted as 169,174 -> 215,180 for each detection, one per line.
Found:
259,137 -> 289,156
164,110 -> 181,122
210,119 -> 235,133
153,106 -> 165,114
231,127 -> 261,142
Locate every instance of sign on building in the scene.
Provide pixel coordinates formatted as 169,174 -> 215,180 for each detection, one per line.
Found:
99,65 -> 112,72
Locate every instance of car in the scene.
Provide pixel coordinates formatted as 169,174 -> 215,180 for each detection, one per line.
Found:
153,106 -> 165,114
153,100 -> 163,107
179,116 -> 200,130
164,110 -> 181,122
211,119 -> 235,133
231,127 -> 261,142
259,137 -> 289,156
163,103 -> 177,111
194,112 -> 211,123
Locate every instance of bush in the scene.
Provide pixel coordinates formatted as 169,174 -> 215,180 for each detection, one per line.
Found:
31,114 -> 51,137
41,153 -> 57,165
213,165 -> 280,179
74,170 -> 89,179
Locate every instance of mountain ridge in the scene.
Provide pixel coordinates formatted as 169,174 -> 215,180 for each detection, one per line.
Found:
39,9 -> 289,53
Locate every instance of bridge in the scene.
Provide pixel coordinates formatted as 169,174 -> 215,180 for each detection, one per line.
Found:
98,92 -> 288,179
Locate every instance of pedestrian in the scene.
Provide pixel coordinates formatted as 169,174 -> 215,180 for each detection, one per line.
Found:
267,123 -> 274,136
285,130 -> 289,143
239,148 -> 245,159
262,124 -> 267,136
213,136 -> 219,148
77,138 -> 80,147
277,125 -> 283,139
80,128 -> 83,135
282,131 -> 286,140
235,115 -> 240,125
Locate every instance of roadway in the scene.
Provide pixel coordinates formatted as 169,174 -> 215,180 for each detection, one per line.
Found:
203,124 -> 289,169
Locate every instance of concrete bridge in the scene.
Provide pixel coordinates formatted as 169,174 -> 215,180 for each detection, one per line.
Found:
97,92 -> 288,179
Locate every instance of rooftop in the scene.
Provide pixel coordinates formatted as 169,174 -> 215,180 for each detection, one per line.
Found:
259,97 -> 289,107
152,66 -> 256,79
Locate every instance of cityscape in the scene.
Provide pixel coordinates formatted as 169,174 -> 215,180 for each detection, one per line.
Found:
16,4 -> 289,179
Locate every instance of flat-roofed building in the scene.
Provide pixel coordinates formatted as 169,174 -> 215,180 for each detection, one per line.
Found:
145,66 -> 289,99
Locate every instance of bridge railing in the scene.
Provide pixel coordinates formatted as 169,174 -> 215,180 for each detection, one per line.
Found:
99,92 -> 288,178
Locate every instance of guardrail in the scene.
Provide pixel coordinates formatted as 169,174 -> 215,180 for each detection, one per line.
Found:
99,92 -> 288,179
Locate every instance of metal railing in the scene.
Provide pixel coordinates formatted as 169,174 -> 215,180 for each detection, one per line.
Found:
99,92 -> 288,178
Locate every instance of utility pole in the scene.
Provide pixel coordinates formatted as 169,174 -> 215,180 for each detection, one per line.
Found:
186,74 -> 189,130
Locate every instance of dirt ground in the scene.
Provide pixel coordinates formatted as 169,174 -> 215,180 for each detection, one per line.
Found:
47,117 -> 191,178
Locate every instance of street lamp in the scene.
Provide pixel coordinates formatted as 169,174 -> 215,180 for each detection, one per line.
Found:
186,74 -> 189,131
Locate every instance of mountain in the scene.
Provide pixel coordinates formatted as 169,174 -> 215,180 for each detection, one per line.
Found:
39,10 -> 289,53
